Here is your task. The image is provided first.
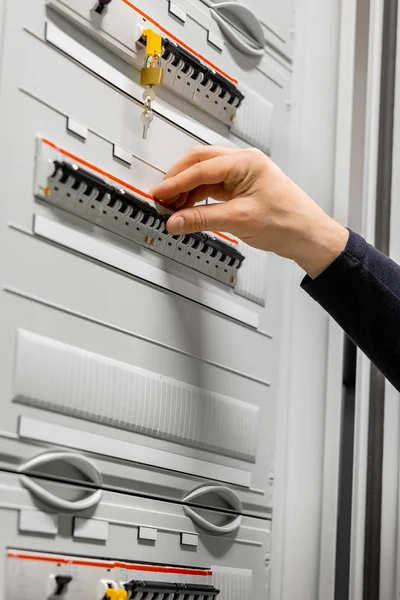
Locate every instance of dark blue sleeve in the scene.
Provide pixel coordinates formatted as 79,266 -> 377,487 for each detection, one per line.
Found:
301,229 -> 400,391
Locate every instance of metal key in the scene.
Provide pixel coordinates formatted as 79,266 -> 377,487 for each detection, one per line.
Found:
141,88 -> 155,139
141,109 -> 154,139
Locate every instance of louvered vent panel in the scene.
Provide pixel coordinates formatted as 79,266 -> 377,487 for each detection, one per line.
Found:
13,330 -> 259,462
235,243 -> 268,306
231,84 -> 274,156
211,566 -> 253,600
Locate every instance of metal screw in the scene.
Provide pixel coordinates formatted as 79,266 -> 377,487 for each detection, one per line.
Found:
268,472 -> 275,486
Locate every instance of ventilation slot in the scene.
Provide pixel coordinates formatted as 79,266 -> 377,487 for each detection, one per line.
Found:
13,331 -> 259,462
211,566 -> 253,600
231,84 -> 274,156
235,243 -> 268,306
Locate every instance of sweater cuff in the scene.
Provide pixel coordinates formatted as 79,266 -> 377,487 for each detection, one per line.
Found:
301,229 -> 367,294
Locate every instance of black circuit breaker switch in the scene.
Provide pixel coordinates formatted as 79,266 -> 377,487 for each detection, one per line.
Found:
45,159 -> 245,287
54,576 -> 73,596
94,0 -> 112,15
124,580 -> 220,599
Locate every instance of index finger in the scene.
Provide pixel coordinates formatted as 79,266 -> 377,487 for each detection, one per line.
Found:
163,145 -> 240,181
150,155 -> 234,202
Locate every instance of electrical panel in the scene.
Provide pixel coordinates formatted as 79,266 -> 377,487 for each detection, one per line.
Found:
0,0 -> 293,598
0,471 -> 271,599
45,0 -> 280,155
137,30 -> 245,127
34,138 -> 246,290
6,551 -> 220,600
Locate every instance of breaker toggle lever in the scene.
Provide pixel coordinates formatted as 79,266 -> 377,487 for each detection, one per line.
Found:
47,575 -> 73,598
93,0 -> 112,15
54,576 -> 73,596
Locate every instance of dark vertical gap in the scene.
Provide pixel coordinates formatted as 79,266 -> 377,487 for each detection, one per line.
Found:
335,336 -> 357,600
334,0 -> 370,593
364,368 -> 386,599
363,0 -> 397,599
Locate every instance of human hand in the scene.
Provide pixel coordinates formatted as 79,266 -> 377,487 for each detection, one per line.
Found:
150,146 -> 348,278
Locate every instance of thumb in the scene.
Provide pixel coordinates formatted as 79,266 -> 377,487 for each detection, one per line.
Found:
167,202 -> 238,236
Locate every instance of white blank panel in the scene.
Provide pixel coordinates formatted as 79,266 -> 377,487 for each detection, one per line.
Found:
19,509 -> 58,536
138,527 -> 158,542
13,330 -> 259,462
112,143 -> 132,165
66,117 -> 87,140
168,1 -> 186,22
181,533 -> 198,547
207,30 -> 224,51
73,518 -> 109,542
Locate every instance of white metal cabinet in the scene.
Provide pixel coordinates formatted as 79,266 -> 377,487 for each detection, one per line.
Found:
0,0 -> 349,596
0,472 -> 271,600
45,0 -> 290,162
0,0 -> 286,520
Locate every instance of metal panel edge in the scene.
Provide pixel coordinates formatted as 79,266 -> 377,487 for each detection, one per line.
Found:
18,416 -> 252,488
379,3 -> 400,598
33,214 -> 259,328
349,0 -> 384,598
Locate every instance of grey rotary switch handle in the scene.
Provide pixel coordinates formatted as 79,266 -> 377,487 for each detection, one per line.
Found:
182,485 -> 242,534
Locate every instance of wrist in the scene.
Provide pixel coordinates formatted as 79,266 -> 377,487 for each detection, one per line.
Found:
291,213 -> 349,278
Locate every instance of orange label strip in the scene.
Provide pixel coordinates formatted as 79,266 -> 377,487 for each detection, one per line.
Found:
123,564 -> 212,576
215,231 -> 239,244
7,553 -> 69,564
42,138 -> 154,202
42,138 -> 238,245
7,552 -> 212,575
121,0 -> 238,85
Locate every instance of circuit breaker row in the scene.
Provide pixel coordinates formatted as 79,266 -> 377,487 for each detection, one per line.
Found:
6,550 -> 220,600
37,151 -> 245,288
102,580 -> 219,600
64,577 -> 219,600
137,33 -> 244,127
47,0 -> 276,154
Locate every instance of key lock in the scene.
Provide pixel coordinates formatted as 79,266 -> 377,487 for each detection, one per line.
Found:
140,29 -> 164,139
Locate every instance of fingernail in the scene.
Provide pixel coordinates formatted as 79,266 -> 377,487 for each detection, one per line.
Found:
168,216 -> 185,234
